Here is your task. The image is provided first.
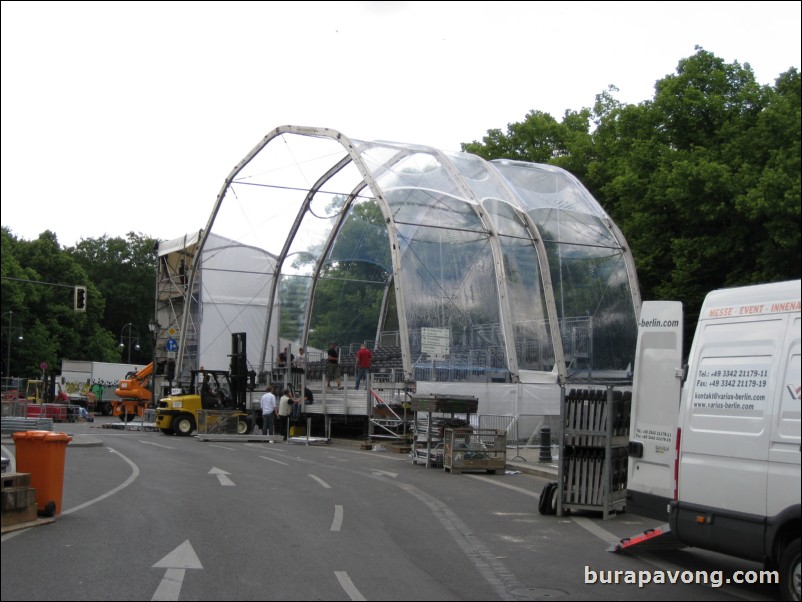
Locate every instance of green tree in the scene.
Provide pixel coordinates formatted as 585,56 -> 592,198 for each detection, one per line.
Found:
69,232 -> 158,364
463,48 -> 801,350
613,49 -> 800,330
462,108 -> 594,178
1,228 -> 119,377
306,199 -> 391,350
1,227 -> 37,378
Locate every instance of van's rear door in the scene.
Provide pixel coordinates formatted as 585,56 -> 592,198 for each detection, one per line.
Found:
626,301 -> 683,519
677,284 -> 798,518
767,314 -> 801,517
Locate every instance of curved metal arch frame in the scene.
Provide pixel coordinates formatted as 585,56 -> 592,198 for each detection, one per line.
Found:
478,163 -> 570,383
422,147 -> 521,381
177,126 -> 345,376
177,126 -> 415,379
177,126 -> 640,385
260,152 -> 354,371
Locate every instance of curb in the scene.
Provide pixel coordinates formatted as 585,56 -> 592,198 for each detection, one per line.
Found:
2,435 -> 104,448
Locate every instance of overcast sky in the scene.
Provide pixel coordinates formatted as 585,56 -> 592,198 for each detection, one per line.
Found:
2,1 -> 800,248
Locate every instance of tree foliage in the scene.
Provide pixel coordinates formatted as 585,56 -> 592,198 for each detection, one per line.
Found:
463,47 -> 801,344
70,232 -> 158,364
305,198 -> 391,350
1,228 -> 157,379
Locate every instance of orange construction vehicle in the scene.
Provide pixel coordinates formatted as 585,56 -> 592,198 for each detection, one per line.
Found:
113,363 -> 153,421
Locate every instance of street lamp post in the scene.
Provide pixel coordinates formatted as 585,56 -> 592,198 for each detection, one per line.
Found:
3,311 -> 24,381
119,322 -> 140,364
148,318 -> 161,400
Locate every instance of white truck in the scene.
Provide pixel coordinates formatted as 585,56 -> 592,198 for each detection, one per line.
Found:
59,360 -> 141,415
626,279 -> 800,600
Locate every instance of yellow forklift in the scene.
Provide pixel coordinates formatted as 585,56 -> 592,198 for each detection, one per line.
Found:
155,333 -> 254,436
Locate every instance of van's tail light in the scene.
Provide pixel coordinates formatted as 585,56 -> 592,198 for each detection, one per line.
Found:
673,427 -> 681,500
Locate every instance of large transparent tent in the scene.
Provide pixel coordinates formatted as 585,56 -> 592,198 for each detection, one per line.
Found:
179,126 -> 641,416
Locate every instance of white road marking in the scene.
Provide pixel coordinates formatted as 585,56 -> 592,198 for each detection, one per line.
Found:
331,504 -> 344,532
571,516 -> 620,546
309,474 -> 331,489
335,571 -> 366,601
259,455 -> 288,465
152,540 -> 203,601
139,440 -> 176,449
208,467 -> 235,486
467,474 -> 541,499
2,446 -> 140,542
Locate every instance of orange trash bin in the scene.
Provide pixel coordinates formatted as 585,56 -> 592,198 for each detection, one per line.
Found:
12,430 -> 73,517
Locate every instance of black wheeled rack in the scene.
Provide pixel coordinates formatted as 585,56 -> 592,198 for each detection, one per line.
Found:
556,384 -> 631,520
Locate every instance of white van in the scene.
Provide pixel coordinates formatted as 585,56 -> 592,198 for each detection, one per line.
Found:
627,280 -> 800,601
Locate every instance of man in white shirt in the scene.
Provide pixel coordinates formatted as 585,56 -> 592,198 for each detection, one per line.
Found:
260,385 -> 277,435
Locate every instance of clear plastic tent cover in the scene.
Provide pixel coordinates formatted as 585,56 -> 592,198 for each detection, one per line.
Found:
202,126 -> 640,386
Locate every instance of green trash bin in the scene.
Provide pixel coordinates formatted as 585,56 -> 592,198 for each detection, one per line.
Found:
12,430 -> 73,517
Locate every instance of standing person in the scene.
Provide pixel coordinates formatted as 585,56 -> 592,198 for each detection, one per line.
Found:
293,347 -> 306,374
354,343 -> 373,391
278,347 -> 294,368
326,342 -> 343,389
260,385 -> 277,436
278,388 -> 297,439
178,259 -> 187,288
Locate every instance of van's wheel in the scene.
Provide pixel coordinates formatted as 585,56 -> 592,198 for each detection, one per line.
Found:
173,414 -> 196,436
237,417 -> 252,435
780,538 -> 800,601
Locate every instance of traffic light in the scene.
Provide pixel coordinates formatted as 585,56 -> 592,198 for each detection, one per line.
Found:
74,286 -> 87,312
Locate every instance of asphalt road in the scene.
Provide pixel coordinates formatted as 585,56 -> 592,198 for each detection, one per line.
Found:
1,417 -> 782,601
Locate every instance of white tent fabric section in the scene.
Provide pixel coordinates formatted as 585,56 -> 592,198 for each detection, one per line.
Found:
177,125 -> 640,416
197,234 -> 278,372
158,232 -> 278,380
158,230 -> 202,256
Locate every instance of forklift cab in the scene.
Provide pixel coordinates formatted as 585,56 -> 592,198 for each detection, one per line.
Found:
196,371 -> 234,410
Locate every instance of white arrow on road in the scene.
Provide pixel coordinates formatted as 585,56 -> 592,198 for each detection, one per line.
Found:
209,467 -> 235,486
152,540 -> 203,601
371,469 -> 398,478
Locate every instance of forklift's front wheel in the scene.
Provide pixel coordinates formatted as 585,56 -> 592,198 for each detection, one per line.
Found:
173,414 -> 196,436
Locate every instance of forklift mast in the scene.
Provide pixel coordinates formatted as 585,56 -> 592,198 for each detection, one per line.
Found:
229,332 -> 248,411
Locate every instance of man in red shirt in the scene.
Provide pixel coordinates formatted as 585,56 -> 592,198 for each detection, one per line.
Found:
354,343 -> 373,391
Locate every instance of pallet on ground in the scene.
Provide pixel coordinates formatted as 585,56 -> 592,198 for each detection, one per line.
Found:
1,471 -> 39,529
